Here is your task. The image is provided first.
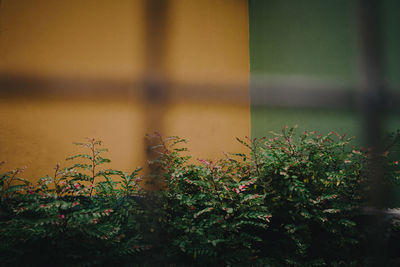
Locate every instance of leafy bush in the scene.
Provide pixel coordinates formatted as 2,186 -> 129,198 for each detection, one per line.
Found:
246,127 -> 369,265
0,162 -> 29,199
0,139 -> 147,266
0,129 -> 399,266
146,134 -> 271,266
143,129 -> 400,266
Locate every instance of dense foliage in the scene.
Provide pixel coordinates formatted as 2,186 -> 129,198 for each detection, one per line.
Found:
0,129 -> 399,266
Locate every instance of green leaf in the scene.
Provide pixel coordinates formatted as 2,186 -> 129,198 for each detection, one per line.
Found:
322,209 -> 340,214
70,163 -> 92,170
236,137 -> 251,148
69,173 -> 92,181
66,154 -> 93,161
95,157 -> 111,165
0,172 -> 12,183
4,184 -> 26,193
193,207 -> 214,218
96,169 -> 122,177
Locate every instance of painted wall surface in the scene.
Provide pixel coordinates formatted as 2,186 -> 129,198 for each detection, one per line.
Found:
249,0 -> 400,140
0,0 -> 250,181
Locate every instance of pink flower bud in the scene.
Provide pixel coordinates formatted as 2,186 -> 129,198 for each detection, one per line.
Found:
104,209 -> 113,215
239,185 -> 247,191
54,163 -> 60,170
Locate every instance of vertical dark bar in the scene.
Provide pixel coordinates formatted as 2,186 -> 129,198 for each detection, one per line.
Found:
0,0 -> 3,46
143,0 -> 170,188
357,0 -> 387,264
358,0 -> 385,149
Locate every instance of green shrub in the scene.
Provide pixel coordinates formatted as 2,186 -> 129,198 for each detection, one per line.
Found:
0,139 -> 147,266
0,129 -> 399,266
247,127 -> 368,265
146,134 -> 271,266
0,162 -> 29,199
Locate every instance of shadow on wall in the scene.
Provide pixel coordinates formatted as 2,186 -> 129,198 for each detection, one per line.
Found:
0,0 -> 250,181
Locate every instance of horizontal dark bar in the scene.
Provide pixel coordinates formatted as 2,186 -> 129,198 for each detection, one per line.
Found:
0,74 -> 140,99
0,74 -> 399,110
251,86 -> 400,111
0,74 -> 249,105
251,85 -> 354,109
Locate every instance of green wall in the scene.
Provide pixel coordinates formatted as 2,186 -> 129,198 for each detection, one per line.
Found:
249,0 -> 400,141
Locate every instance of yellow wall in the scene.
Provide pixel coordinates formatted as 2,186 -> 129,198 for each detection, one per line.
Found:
0,0 -> 250,181
0,0 -> 145,79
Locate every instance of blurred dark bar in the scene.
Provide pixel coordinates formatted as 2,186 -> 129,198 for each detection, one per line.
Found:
357,0 -> 387,264
2,74 -> 399,109
358,0 -> 386,146
143,0 -> 170,128
142,0 -> 170,186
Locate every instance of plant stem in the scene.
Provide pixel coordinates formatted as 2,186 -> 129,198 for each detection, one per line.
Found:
90,139 -> 96,197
